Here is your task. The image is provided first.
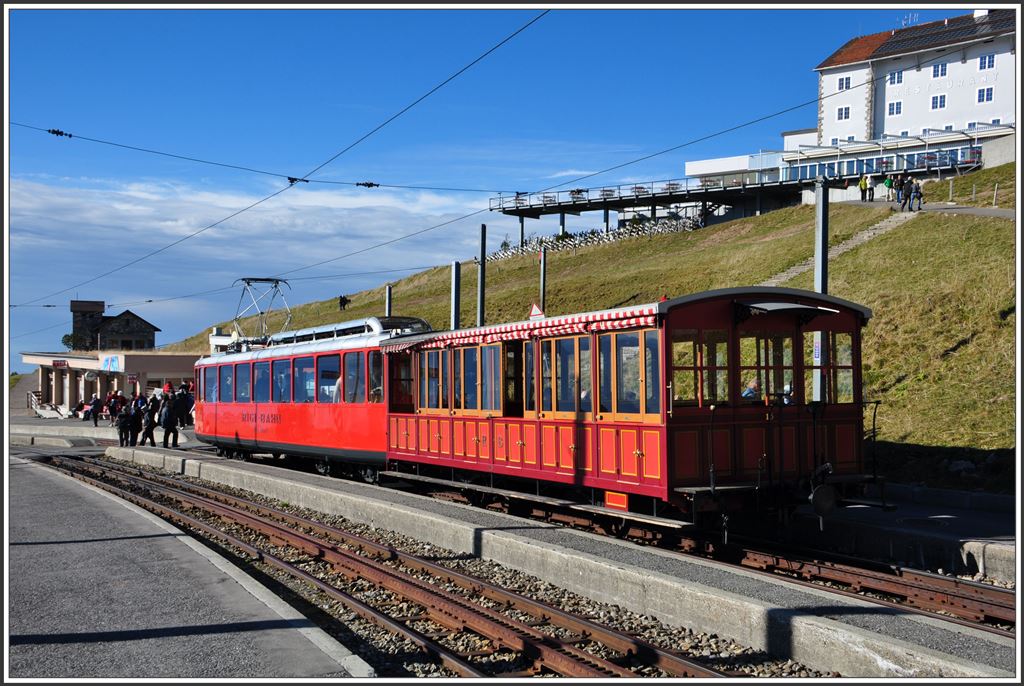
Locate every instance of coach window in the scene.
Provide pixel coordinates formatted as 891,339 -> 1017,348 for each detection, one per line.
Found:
272,359 -> 291,403
481,345 -> 501,413
739,331 -> 794,403
236,363 -> 251,403
388,352 -> 414,412
344,352 -> 365,403
417,350 -> 448,412
219,365 -> 234,403
204,367 -> 218,403
548,336 -> 592,418
540,342 -> 553,412
318,354 -> 341,403
463,347 -> 479,411
597,329 -> 660,422
671,329 -> 698,406
293,357 -> 315,403
523,341 -> 535,413
368,351 -> 383,403
803,331 -> 854,404
254,362 -> 270,402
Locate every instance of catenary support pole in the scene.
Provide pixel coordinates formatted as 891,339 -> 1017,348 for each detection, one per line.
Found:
477,224 -> 486,327
450,261 -> 461,330
813,177 -> 830,402
539,247 -> 547,313
385,285 -> 392,317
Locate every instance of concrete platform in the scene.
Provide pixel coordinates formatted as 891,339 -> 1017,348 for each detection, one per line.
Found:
7,452 -> 373,679
102,446 -> 1016,678
8,414 -> 195,445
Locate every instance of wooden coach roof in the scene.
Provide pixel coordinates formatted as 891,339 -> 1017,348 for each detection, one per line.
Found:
381,287 -> 871,354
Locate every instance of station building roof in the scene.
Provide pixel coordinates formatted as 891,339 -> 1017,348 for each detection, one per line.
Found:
816,9 -> 1015,70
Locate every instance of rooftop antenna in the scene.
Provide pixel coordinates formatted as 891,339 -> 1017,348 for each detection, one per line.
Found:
898,12 -> 920,29
231,277 -> 293,342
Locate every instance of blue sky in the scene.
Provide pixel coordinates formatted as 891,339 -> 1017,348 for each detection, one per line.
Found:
6,5 -> 972,373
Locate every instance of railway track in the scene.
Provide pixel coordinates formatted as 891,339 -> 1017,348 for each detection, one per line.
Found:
375,469 -> 1015,637
34,454 -> 730,679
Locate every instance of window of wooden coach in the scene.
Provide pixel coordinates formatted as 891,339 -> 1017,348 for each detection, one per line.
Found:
671,329 -> 729,407
388,352 -> 414,412
538,336 -> 592,418
802,331 -> 855,404
597,329 -> 661,423
738,330 -> 794,404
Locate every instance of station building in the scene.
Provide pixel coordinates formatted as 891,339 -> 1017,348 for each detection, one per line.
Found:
19,300 -> 200,415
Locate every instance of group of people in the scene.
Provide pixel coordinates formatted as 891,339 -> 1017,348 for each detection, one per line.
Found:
79,383 -> 195,449
882,173 -> 924,211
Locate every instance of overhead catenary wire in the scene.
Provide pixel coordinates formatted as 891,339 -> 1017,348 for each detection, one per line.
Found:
10,122 -> 513,194
10,10 -> 547,311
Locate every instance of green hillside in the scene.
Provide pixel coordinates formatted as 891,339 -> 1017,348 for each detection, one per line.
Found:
168,164 -> 1017,492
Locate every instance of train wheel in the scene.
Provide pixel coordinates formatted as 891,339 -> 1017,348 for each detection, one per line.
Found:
359,467 -> 378,484
315,459 -> 331,477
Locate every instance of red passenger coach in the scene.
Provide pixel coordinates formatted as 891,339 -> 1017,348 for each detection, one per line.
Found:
195,317 -> 431,472
381,287 -> 874,523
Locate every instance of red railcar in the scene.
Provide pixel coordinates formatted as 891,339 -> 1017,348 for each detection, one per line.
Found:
380,287 -> 873,522
195,287 -> 875,523
194,317 -> 431,472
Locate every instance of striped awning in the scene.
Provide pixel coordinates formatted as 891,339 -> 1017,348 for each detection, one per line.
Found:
401,305 -> 658,351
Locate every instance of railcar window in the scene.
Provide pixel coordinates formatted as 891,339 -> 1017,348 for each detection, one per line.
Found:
803,331 -> 854,403
555,338 -> 575,413
598,335 -> 613,413
204,367 -> 217,403
344,352 -> 365,403
523,341 -> 535,412
293,357 -> 315,403
739,331 -> 793,403
580,337 -> 592,413
368,351 -> 383,403
644,330 -> 661,414
219,365 -> 234,403
272,360 -> 291,403
254,362 -> 270,402
236,364 -> 251,403
616,333 -> 641,414
318,354 -> 341,403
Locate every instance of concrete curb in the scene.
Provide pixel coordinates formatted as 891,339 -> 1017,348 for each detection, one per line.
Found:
109,447 -> 1012,678
19,454 -> 375,679
867,482 -> 1014,513
9,434 -> 95,448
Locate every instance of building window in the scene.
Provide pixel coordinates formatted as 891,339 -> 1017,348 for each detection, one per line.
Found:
977,87 -> 993,103
931,94 -> 946,110
932,63 -> 947,78
900,130 -> 909,137
944,124 -> 953,131
888,70 -> 903,84
887,101 -> 902,116
837,76 -> 851,91
837,106 -> 850,121
847,136 -> 854,142
979,54 -> 995,70
830,137 -> 838,146
967,122 -> 977,130
991,118 -> 1001,125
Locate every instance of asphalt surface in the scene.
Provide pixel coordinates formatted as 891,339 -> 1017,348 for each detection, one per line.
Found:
6,449 -> 367,679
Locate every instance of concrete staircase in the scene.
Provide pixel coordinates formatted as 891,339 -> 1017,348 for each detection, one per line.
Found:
759,210 -> 919,287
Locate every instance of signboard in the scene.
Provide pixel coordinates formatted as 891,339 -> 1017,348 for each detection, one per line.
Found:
528,304 -> 545,320
52,360 -> 68,368
127,374 -> 139,385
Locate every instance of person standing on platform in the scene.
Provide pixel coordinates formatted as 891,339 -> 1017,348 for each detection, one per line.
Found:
160,392 -> 179,448
116,405 -> 132,447
87,393 -> 103,427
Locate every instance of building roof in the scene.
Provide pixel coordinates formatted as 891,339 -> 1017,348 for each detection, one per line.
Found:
816,9 -> 1015,70
97,309 -> 162,333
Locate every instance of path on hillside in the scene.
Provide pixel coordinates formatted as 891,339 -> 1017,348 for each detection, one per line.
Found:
759,203 -> 1014,288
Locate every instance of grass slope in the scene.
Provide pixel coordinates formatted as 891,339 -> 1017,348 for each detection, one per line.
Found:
923,161 -> 1016,209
